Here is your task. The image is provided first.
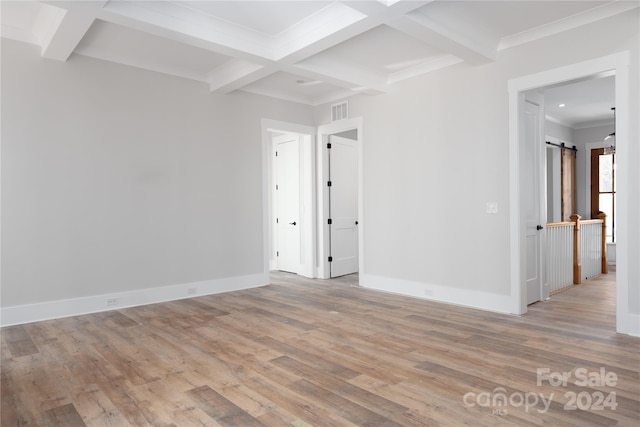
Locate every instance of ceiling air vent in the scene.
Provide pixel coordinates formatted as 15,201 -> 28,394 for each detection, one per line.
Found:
331,101 -> 348,122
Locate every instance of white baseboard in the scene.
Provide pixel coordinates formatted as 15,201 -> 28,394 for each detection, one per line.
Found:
360,274 -> 514,315
1,273 -> 269,327
619,313 -> 640,337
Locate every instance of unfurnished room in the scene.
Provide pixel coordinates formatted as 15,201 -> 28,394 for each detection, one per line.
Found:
1,1 -> 639,426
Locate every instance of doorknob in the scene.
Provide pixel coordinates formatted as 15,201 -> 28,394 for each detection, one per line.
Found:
289,221 -> 297,226
536,225 -> 544,230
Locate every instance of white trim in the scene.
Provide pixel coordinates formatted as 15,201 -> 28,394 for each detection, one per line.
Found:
508,91 -> 525,314
0,273 -> 268,327
498,1 -> 640,51
317,117 -> 363,279
619,314 -> 640,337
508,52 -> 633,335
574,118 -> 614,130
361,274 -> 513,315
261,119 -> 317,278
544,114 -> 573,129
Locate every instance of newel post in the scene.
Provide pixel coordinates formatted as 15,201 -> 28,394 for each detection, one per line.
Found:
598,212 -> 608,274
570,214 -> 582,284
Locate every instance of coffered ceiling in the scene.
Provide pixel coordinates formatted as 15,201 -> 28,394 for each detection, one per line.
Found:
2,1 -> 637,108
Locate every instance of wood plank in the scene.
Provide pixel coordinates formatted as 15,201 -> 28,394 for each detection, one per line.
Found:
290,379 -> 406,427
2,325 -> 39,357
187,385 -> 265,427
42,403 -> 86,427
1,269 -> 638,426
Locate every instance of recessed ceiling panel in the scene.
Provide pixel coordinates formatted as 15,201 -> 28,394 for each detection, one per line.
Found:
173,1 -> 333,36
0,1 -> 65,45
75,20 -> 233,79
1,1 -> 42,31
241,71 -> 349,105
312,25 -> 447,73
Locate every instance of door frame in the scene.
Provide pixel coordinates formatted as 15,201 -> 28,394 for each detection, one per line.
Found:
317,117 -> 363,279
522,96 -> 547,305
261,119 -> 316,278
508,52 -> 632,335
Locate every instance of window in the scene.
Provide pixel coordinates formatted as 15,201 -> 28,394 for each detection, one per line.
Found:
591,148 -> 615,242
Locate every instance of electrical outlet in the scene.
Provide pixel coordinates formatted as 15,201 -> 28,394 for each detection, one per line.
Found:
486,202 -> 498,214
106,298 -> 118,307
187,287 -> 197,295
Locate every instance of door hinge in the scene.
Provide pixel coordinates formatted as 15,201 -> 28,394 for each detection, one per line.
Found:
276,184 -> 279,190
277,251 -> 279,257
275,151 -> 278,157
328,256 -> 333,262
276,218 -> 279,223
327,180 -> 332,187
327,143 -> 332,149
328,218 -> 332,225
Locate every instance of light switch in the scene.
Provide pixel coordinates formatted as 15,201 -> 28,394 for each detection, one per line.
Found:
486,202 -> 498,214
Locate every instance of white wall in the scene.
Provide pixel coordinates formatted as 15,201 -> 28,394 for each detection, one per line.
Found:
315,9 -> 639,318
1,39 -> 314,322
546,120 -> 574,142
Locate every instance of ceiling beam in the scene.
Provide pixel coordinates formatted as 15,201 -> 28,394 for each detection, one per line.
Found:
387,54 -> 463,84
207,60 -> 277,94
388,12 -> 497,65
288,58 -> 387,95
274,1 -> 431,63
40,1 -> 106,61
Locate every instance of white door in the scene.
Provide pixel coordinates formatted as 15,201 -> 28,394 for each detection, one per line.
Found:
275,137 -> 300,273
523,100 -> 543,304
328,135 -> 358,277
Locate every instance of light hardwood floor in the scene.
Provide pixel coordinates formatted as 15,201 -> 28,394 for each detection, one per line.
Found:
2,269 -> 638,426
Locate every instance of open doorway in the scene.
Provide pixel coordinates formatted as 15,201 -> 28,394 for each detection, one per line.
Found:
508,52 -> 633,335
261,119 -> 316,279
543,76 -> 616,299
